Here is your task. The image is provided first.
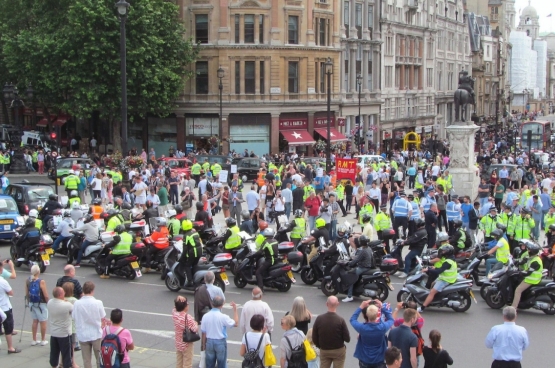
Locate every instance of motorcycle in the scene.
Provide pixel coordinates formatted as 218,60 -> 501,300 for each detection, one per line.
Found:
164,246 -> 230,292
320,260 -> 392,301
193,220 -> 217,244
390,239 -> 429,275
482,257 -> 555,314
396,257 -> 475,313
66,230 -> 104,266
233,245 -> 301,292
10,231 -> 54,273
300,244 -> 333,285
94,233 -> 145,279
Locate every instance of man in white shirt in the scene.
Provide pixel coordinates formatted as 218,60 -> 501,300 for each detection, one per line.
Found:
431,163 -> 441,180
198,175 -> 208,196
245,185 -> 260,214
0,260 -> 20,353
281,183 -> 293,219
131,176 -> 148,208
239,287 -> 274,335
273,189 -> 286,213
291,172 -> 303,185
73,281 -> 106,368
128,169 -> 136,181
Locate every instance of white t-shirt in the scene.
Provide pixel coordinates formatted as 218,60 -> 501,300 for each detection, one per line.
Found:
242,332 -> 271,361
133,182 -> 148,199
0,277 -> 13,311
291,174 -> 302,184
92,178 -> 102,191
128,170 -> 136,180
260,185 -> 267,200
541,178 -> 551,189
431,165 -> 440,176
274,197 -> 285,211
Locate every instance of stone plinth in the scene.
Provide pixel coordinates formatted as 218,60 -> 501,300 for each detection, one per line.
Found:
446,123 -> 480,200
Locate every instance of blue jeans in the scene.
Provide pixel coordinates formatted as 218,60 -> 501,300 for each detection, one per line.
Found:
76,240 -> 93,264
330,219 -> 337,241
485,258 -> 500,275
285,202 -> 292,219
541,210 -> 548,230
404,249 -> 422,275
308,216 -> 316,232
479,197 -> 489,209
532,218 -> 541,239
52,235 -> 71,251
348,267 -> 369,297
205,338 -> 227,368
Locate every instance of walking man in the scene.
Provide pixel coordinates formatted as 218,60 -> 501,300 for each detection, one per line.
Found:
47,287 -> 74,368
73,282 -> 106,368
485,306 -> 529,368
201,296 -> 239,368
312,296 -> 351,368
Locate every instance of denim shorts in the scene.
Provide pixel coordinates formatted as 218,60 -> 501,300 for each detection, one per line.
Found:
433,280 -> 451,292
30,303 -> 49,322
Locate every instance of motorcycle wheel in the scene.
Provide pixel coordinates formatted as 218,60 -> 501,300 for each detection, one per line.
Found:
540,294 -> 555,315
300,268 -> 318,285
277,281 -> 292,292
234,274 -> 248,288
10,244 -> 22,267
290,261 -> 302,273
213,278 -> 226,293
480,284 -> 489,300
95,262 -> 104,276
66,246 -> 74,264
484,289 -> 505,309
397,290 -> 414,303
373,282 -> 390,302
165,276 -> 181,292
321,280 -> 338,296
126,266 -> 136,280
451,292 -> 472,313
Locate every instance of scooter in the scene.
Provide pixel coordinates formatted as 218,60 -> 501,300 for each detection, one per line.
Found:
10,232 -> 54,273
300,245 -> 333,285
320,260 -> 392,301
164,247 -> 230,292
396,257 -> 475,313
66,230 -> 103,266
94,234 -> 145,279
482,257 -> 555,314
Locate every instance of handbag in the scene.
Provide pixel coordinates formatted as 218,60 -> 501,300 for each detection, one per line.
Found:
263,344 -> 276,367
182,315 -> 200,343
303,339 -> 316,361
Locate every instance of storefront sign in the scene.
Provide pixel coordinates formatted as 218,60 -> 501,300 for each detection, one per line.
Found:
23,108 -> 44,116
337,117 -> 346,126
336,159 -> 357,183
394,131 -> 405,140
314,117 -> 335,127
279,118 -> 308,130
382,130 -> 392,140
186,118 -> 219,136
270,87 -> 281,94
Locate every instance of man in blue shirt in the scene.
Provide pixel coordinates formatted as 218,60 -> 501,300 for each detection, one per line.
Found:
201,296 -> 238,368
485,306 -> 529,368
350,299 -> 394,367
460,196 -> 473,230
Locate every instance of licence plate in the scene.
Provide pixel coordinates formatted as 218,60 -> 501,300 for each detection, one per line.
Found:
387,281 -> 394,291
220,272 -> 230,285
4,225 -> 10,231
286,270 -> 296,282
0,219 -> 13,225
46,248 -> 54,255
469,290 -> 477,302
41,254 -> 50,261
130,261 -> 139,269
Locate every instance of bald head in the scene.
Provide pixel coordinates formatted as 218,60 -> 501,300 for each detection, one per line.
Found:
64,265 -> 75,277
252,287 -> 263,300
52,287 -> 65,299
326,296 -> 339,312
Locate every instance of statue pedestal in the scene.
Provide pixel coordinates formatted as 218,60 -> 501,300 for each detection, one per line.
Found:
445,123 -> 480,200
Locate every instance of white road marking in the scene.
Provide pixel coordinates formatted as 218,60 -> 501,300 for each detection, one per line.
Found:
128,282 -> 166,287
130,329 -> 277,348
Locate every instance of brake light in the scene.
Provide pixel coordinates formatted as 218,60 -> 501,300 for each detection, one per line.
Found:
25,205 -> 29,214
281,265 -> 292,271
220,267 -> 226,273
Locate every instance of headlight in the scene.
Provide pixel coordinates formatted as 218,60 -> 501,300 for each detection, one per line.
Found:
17,216 -> 25,225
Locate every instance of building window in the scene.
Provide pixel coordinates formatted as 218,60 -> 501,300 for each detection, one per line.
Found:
195,61 -> 208,94
426,68 -> 433,87
385,66 -> 393,88
368,5 -> 374,29
486,45 -> 490,58
235,15 -> 240,43
288,61 -> 299,93
195,14 -> 208,44
288,16 -> 299,44
447,32 -> 454,51
386,36 -> 393,55
427,41 -> 434,58
259,15 -> 264,44
447,63 -> 454,90
244,15 -> 255,43
344,1 -> 350,38
437,62 -> 443,91
395,67 -> 400,88
355,3 -> 362,38
245,61 -> 255,94
437,31 -> 444,50
367,60 -> 373,91
260,61 -> 265,94
317,18 -> 327,46
235,61 -> 240,94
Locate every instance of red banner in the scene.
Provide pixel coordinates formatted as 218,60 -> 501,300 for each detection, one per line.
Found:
335,159 -> 357,183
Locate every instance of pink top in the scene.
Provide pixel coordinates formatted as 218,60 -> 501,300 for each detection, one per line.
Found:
172,310 -> 198,351
102,326 -> 133,363
442,156 -> 450,165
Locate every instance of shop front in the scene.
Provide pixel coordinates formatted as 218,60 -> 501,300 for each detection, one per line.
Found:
146,117 -> 177,157
382,130 -> 393,152
228,114 -> 270,156
279,113 -> 315,154
185,116 -> 220,153
313,113 -> 348,152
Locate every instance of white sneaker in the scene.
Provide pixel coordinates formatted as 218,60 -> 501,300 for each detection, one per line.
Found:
417,307 -> 424,313
40,340 -> 48,346
342,296 -> 354,302
397,272 -> 408,278
31,340 -> 39,346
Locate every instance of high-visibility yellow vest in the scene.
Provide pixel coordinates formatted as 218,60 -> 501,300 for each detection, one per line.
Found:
112,232 -> 132,255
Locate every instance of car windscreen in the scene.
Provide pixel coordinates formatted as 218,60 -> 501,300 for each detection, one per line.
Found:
27,187 -> 54,201
0,197 -> 19,213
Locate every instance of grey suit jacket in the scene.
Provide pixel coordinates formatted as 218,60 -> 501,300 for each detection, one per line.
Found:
229,191 -> 244,210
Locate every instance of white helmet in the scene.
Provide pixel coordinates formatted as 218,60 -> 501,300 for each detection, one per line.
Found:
68,170 -> 75,175
29,209 -> 39,218
72,201 -> 81,210
165,209 -> 177,218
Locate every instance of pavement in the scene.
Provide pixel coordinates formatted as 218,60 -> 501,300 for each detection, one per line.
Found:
0,173 -> 553,367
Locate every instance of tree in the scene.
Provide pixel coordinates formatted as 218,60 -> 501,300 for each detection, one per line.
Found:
0,0 -> 197,151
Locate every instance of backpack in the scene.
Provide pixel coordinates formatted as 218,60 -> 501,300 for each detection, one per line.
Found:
164,166 -> 171,177
435,194 -> 446,211
100,326 -> 125,368
411,324 -> 425,357
242,333 -> 265,368
28,278 -> 42,304
285,335 -> 308,368
206,180 -> 213,193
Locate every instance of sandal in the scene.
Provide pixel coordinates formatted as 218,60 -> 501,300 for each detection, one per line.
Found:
8,348 -> 22,354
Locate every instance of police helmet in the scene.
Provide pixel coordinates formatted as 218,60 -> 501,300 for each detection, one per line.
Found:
294,209 -> 303,218
452,219 -> 463,228
258,221 -> 268,231
182,220 -> 193,231
92,198 -> 102,206
70,190 -> 78,197
491,229 -> 503,239
437,244 -> 454,259
174,204 -> 183,214
25,218 -> 36,227
107,209 -> 118,217
29,209 -> 39,218
358,235 -> 370,247
315,218 -> 326,228
225,217 -> 237,227
261,228 -> 275,238
241,210 -> 250,220
526,241 -> 542,256
156,218 -> 168,227
550,224 -> 555,232
166,209 -> 177,218
114,224 -> 126,234
49,194 -> 58,201
72,201 -> 80,210
362,213 -> 372,223
337,225 -> 348,238
437,232 -> 449,243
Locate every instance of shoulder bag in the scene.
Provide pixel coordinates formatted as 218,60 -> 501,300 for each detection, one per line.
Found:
182,314 -> 200,342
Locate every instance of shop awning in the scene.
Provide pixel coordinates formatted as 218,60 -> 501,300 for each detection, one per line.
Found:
53,118 -> 67,127
314,128 -> 348,142
280,130 -> 316,146
36,118 -> 49,127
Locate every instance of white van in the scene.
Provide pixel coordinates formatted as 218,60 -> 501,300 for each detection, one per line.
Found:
21,131 -> 52,152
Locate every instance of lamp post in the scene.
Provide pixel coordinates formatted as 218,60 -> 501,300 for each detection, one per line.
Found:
356,73 -> 362,153
325,57 -> 333,173
218,66 -> 224,154
2,82 -> 34,174
115,0 -> 130,156
523,88 -> 530,114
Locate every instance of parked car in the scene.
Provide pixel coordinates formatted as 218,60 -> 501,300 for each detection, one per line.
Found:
231,157 -> 264,181
158,157 -> 192,178
4,183 -> 55,215
0,195 -> 25,240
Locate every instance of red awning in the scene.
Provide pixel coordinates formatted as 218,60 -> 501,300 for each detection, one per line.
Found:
36,118 -> 49,127
314,128 -> 348,142
280,130 -> 316,146
53,119 -> 67,127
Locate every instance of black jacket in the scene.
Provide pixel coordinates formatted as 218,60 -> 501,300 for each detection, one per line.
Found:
41,199 -> 62,217
425,210 -> 438,233
239,219 -> 254,235
468,208 -> 479,230
405,228 -> 428,251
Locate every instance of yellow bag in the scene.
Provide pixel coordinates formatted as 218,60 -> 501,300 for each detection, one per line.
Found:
304,339 -> 316,361
264,344 -> 276,366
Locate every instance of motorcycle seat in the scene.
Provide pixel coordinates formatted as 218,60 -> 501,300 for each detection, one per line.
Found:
361,268 -> 380,275
193,263 -> 213,272
269,262 -> 286,271
368,240 -> 384,248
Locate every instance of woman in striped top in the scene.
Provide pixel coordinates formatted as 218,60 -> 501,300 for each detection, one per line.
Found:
172,295 -> 199,368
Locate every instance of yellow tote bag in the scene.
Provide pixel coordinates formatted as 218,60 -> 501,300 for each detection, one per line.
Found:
264,344 -> 277,367
303,340 -> 316,361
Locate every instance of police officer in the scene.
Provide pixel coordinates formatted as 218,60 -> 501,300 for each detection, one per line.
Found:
480,207 -> 499,242
396,219 -> 428,278
28,209 -> 42,233
166,210 -> 181,237
254,228 -> 278,291
445,194 -> 462,237
67,190 -> 81,209
89,198 -> 104,220
407,194 -> 421,237
104,209 -> 124,232
449,219 -> 467,254
342,235 -> 374,302
63,170 -> 80,197
289,209 -> 306,246
16,218 -> 41,259
190,161 -> 202,186
418,244 -> 458,312
101,224 -> 132,279
375,204 -> 392,243
180,220 -> 202,286
499,206 -> 518,251
485,228 -> 511,275
222,217 -> 242,252
511,241 -> 543,308
514,208 -> 535,242
392,192 -> 412,241
39,194 -> 63,232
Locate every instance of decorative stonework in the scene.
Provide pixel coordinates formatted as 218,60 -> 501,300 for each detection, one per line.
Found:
446,122 -> 480,199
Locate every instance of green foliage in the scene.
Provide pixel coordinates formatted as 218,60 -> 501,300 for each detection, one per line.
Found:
0,0 -> 197,148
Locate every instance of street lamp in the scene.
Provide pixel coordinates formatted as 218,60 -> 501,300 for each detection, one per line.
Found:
356,73 -> 362,152
2,82 -> 34,174
218,66 -> 224,154
325,57 -> 333,173
116,0 -> 130,155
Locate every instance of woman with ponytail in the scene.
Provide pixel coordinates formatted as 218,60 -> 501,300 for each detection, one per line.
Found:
423,329 -> 453,368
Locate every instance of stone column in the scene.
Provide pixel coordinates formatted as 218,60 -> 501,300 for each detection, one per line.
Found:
362,49 -> 369,92
350,46 -> 357,93
350,1 -> 357,38
340,49 -> 346,93
418,66 -> 423,90
445,123 -> 480,199
222,114 -> 229,154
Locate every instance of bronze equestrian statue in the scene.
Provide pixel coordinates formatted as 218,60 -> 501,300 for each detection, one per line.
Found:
454,70 -> 475,123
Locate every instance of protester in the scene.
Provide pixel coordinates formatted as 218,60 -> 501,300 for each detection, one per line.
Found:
61,282 -> 79,368
239,314 -> 271,362
288,296 -> 312,335
422,329 -> 453,368
280,314 -> 306,368
201,296 -> 239,368
485,306 -> 529,368
0,259 -> 20,353
102,309 -> 134,368
388,308 -> 418,368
